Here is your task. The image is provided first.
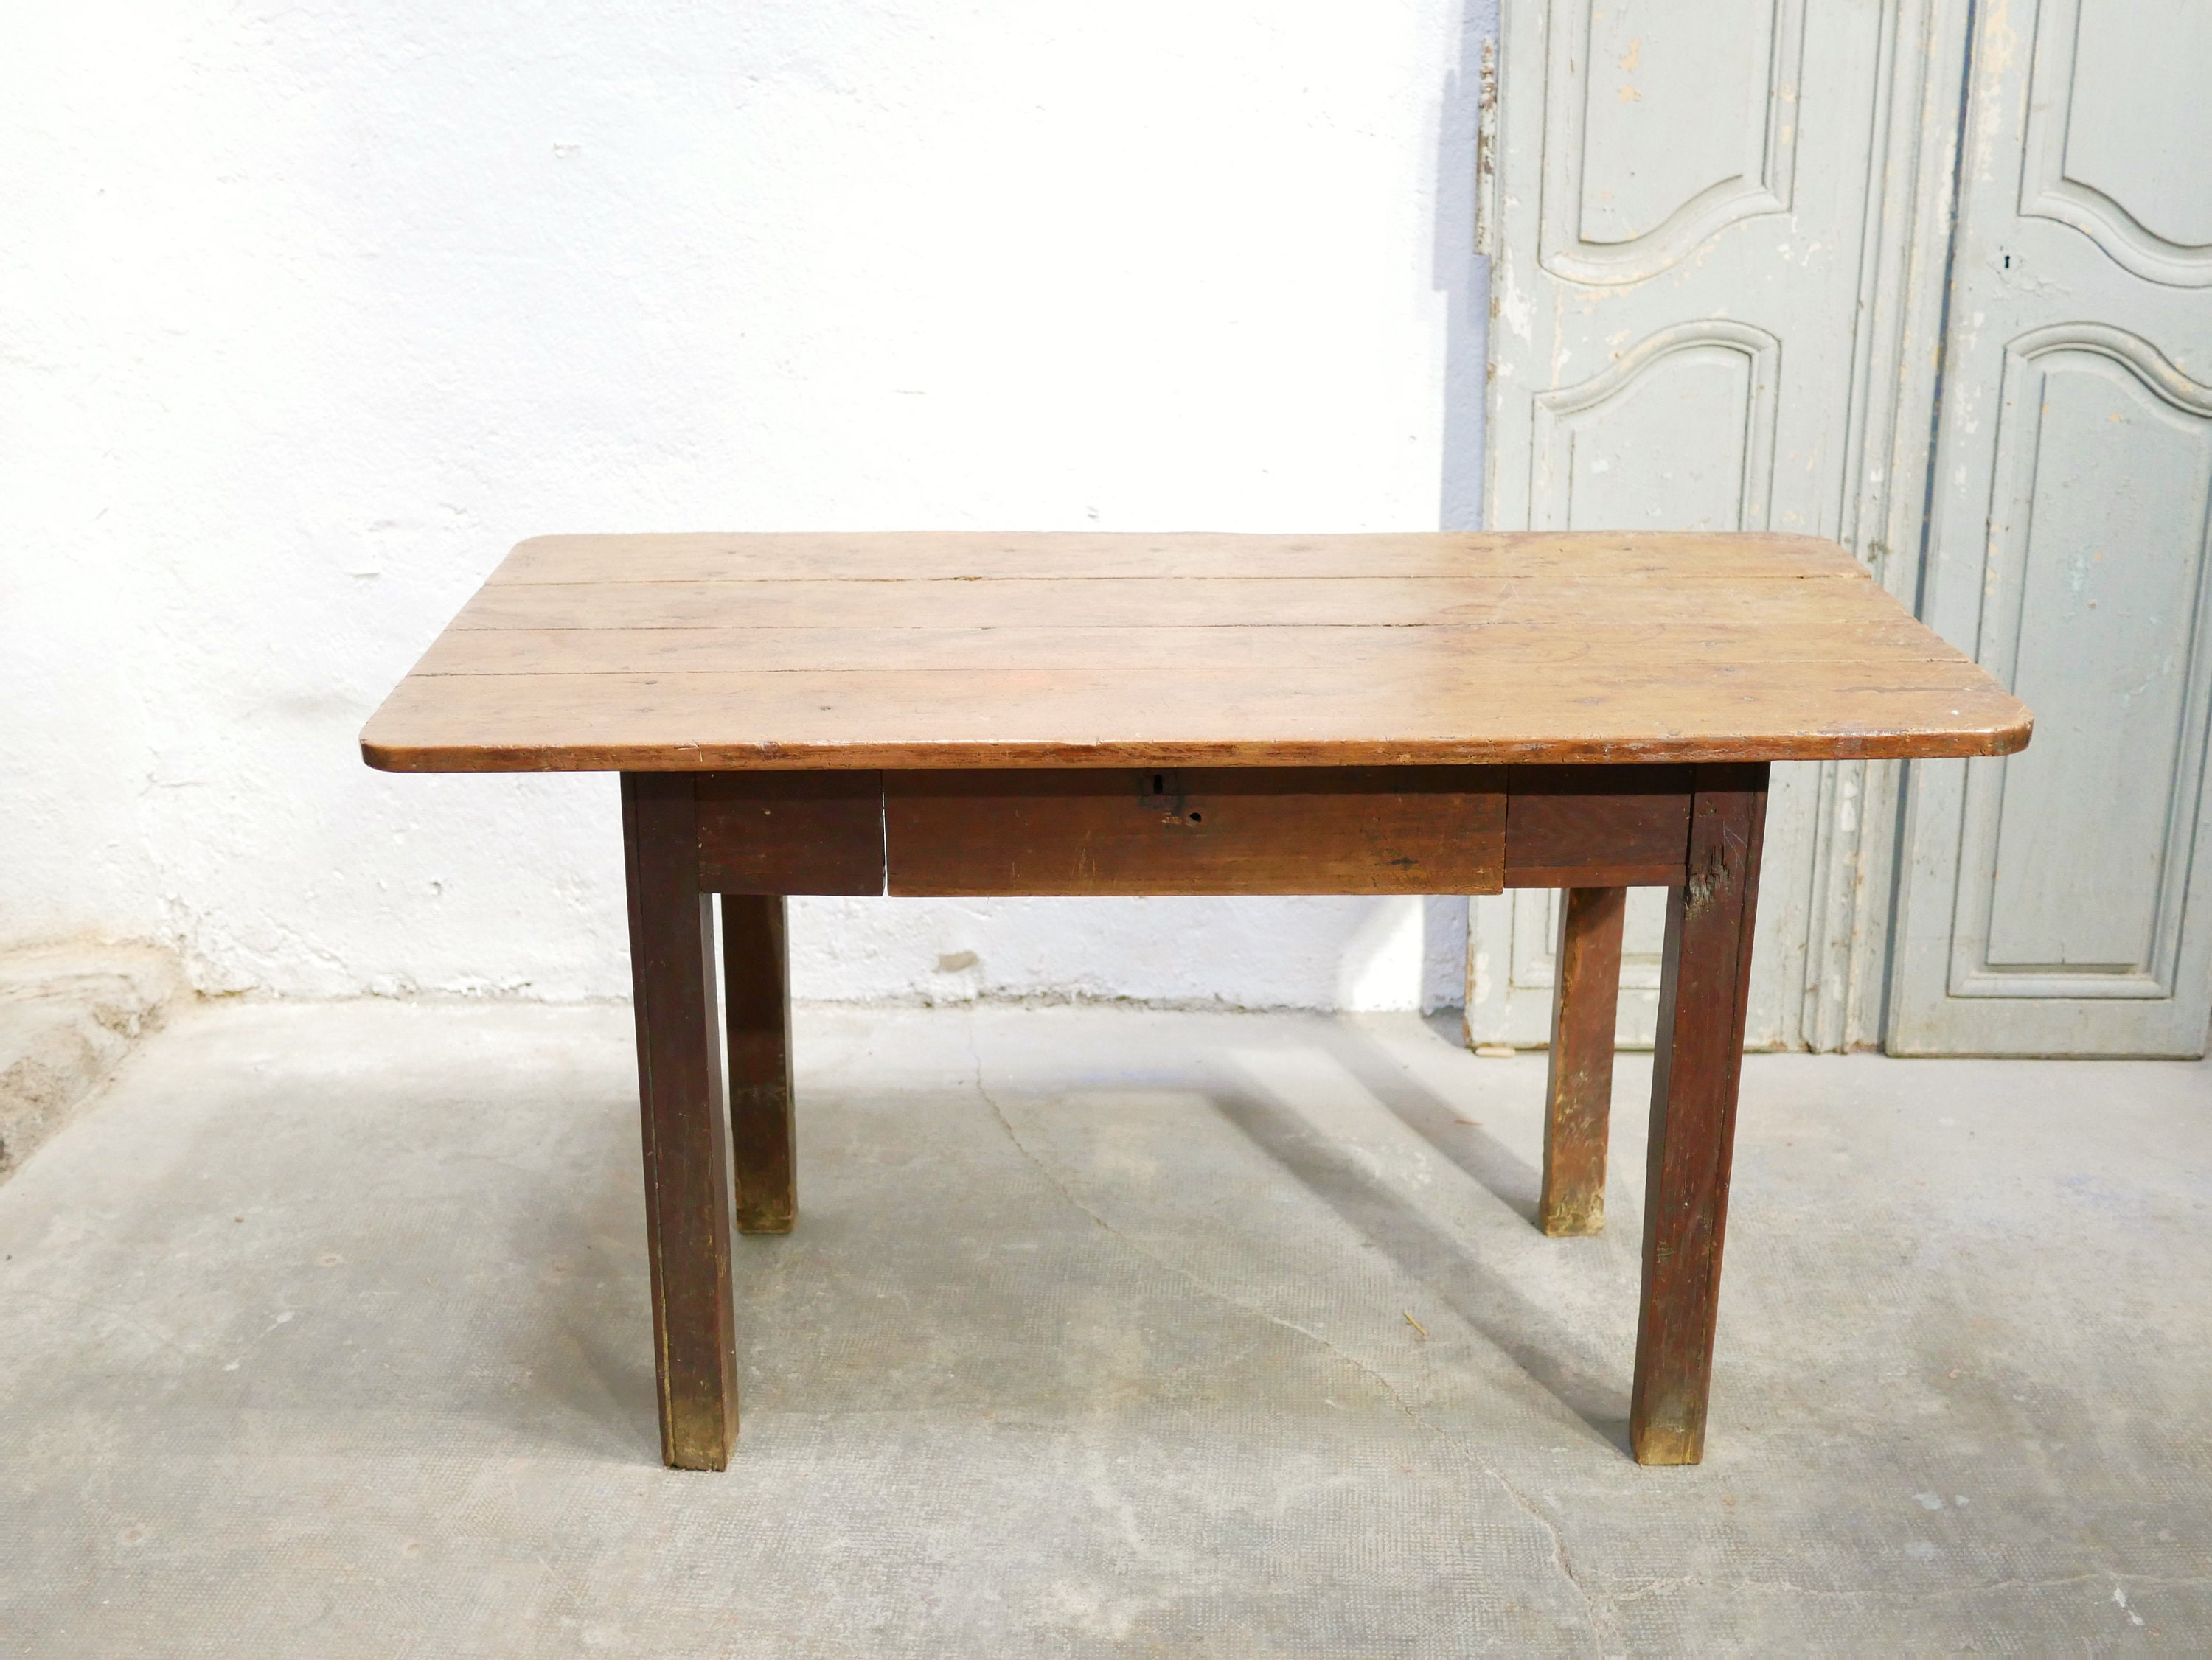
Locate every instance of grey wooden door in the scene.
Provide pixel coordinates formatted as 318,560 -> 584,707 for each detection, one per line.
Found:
1890,0 -> 2212,1056
1474,0 -> 1960,1050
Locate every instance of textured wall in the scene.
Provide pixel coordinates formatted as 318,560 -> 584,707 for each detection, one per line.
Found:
0,1 -> 1495,1009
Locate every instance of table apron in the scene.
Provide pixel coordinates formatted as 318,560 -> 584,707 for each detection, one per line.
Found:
684,764 -> 1705,896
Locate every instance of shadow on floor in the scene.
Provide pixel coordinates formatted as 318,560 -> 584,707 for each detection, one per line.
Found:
1329,1017 -> 1549,1232
1203,1042 -> 1635,1455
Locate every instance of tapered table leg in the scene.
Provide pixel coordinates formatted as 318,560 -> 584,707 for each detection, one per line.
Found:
1631,763 -> 1767,1466
1541,886 -> 1627,1237
723,894 -> 797,1234
622,773 -> 740,1471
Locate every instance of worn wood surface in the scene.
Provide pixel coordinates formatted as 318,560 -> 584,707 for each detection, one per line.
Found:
696,772 -> 884,895
1541,887 -> 1627,1238
621,773 -> 740,1471
361,533 -> 2032,772
721,894 -> 797,1235
1631,764 -> 1767,1466
883,767 -> 1505,896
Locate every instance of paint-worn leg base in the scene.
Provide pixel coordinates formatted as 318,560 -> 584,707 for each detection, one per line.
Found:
723,894 -> 797,1235
1630,764 -> 1767,1467
623,774 -> 740,1471
1540,886 -> 1627,1237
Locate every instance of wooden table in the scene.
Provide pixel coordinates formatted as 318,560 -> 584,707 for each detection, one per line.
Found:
361,531 -> 2030,1469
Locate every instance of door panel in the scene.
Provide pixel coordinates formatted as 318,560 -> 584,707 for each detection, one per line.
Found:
1542,0 -> 1806,283
1891,1 -> 2212,1054
1532,323 -> 1779,532
1474,0 -> 1902,1050
1972,334 -> 2212,988
2018,0 -> 2212,286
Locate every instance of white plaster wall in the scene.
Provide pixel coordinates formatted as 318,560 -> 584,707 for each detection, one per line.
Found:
0,1 -> 1494,1011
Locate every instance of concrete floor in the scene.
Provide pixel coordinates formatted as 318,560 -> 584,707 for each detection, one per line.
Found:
1,1002 -> 2208,1657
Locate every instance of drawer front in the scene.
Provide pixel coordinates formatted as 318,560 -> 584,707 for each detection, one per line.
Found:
884,767 -> 1506,896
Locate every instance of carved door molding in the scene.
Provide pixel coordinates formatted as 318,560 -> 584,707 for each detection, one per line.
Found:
1534,0 -> 1809,287
2016,0 -> 2212,288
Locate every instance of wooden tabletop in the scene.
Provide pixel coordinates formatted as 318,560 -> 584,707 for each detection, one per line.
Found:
358,532 -> 2031,772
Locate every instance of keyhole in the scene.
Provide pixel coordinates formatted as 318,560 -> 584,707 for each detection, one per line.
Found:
1152,773 -> 1166,795
1188,812 -> 1203,823
2003,254 -> 2011,269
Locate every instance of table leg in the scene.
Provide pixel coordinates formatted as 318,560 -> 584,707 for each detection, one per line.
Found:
622,773 -> 740,1471
1540,886 -> 1627,1237
723,895 -> 796,1234
1631,763 -> 1767,1466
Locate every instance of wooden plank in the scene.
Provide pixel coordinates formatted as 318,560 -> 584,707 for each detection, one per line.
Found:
1507,765 -> 1695,887
1540,887 -> 1627,1238
695,772 -> 883,895
448,573 -> 1937,633
361,661 -> 2032,773
456,576 -> 1518,631
411,617 -> 1968,677
885,767 -> 1506,896
1631,764 -> 1767,1467
721,895 -> 796,1235
621,773 -> 740,1471
491,529 -> 1872,584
